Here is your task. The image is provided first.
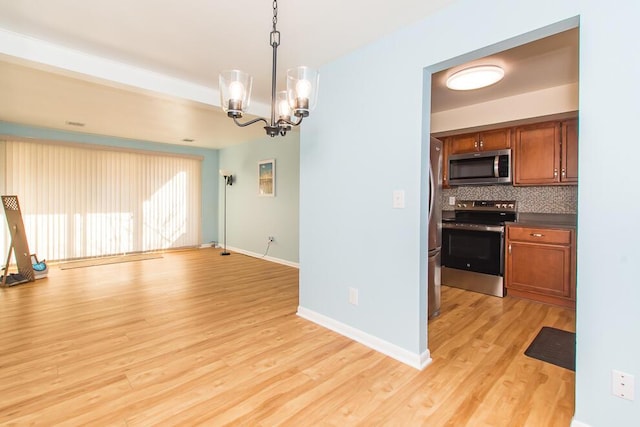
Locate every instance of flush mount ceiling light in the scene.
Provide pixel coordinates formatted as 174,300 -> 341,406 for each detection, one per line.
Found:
219,0 -> 319,138
446,65 -> 504,91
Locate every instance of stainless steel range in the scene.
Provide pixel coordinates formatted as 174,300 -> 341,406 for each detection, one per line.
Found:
441,200 -> 517,297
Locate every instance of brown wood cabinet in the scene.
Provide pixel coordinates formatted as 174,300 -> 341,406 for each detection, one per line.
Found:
514,119 -> 578,185
449,128 -> 511,154
442,137 -> 451,188
562,118 -> 578,183
505,225 -> 576,308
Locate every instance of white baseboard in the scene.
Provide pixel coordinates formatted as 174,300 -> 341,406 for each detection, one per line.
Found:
224,246 -> 300,269
297,306 -> 431,370
570,419 -> 591,427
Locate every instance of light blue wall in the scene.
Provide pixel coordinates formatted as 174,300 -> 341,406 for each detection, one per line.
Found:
219,132 -> 300,264
573,1 -> 640,425
300,0 -> 639,425
0,121 -> 220,245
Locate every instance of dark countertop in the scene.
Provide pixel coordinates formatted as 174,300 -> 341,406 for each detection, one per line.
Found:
508,213 -> 577,229
441,210 -> 576,229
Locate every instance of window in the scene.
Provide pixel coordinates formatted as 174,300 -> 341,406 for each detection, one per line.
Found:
0,139 -> 201,261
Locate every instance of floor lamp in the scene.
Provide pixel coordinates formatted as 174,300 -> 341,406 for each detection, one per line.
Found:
219,170 -> 233,256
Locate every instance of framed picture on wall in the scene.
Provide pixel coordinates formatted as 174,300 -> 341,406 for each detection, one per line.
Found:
258,159 -> 275,197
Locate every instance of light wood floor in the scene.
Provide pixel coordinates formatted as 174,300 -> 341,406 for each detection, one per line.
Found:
0,248 -> 575,426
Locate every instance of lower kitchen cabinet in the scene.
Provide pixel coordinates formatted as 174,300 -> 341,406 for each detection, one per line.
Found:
505,225 -> 576,308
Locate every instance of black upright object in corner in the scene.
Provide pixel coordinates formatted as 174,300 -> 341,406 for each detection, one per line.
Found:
221,174 -> 232,256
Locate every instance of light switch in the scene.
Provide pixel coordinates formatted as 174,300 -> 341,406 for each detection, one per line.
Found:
349,287 -> 358,306
449,196 -> 456,205
393,190 -> 405,209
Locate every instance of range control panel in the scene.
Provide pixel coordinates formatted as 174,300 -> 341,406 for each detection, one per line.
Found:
455,200 -> 517,211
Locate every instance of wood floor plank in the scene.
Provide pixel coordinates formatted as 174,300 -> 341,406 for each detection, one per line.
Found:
0,248 -> 575,426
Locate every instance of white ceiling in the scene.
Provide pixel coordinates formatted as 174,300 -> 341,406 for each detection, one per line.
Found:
0,0 -> 577,149
431,28 -> 578,113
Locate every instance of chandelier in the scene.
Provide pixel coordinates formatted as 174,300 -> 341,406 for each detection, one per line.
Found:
219,0 -> 319,137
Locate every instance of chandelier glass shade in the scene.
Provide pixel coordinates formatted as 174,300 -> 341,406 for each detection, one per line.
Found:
286,67 -> 319,117
220,70 -> 252,117
219,1 -> 319,137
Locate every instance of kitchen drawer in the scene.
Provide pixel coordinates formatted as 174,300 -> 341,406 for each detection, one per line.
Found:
507,226 -> 571,245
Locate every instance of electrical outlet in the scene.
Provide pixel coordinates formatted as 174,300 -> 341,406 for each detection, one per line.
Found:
349,287 -> 358,306
612,370 -> 635,401
267,236 -> 274,243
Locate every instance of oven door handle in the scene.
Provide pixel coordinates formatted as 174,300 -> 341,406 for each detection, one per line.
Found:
442,223 -> 504,233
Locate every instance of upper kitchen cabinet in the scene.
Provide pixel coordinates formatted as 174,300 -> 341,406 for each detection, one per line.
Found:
442,137 -> 451,188
449,128 -> 511,154
561,118 -> 578,183
514,119 -> 578,185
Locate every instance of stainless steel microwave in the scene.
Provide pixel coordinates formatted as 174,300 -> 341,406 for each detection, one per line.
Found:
448,149 -> 511,185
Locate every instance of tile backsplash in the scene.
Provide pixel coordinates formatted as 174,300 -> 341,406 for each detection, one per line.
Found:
442,185 -> 577,214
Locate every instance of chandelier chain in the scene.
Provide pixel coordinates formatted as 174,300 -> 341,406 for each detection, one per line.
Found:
272,0 -> 278,31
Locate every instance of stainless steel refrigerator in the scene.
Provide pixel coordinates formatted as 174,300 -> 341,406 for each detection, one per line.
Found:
428,137 -> 442,318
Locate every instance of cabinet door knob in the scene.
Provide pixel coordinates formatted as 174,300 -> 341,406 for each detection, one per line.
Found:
530,233 -> 544,237
562,168 -> 566,177
474,141 -> 478,148
479,140 -> 484,148
553,168 -> 558,177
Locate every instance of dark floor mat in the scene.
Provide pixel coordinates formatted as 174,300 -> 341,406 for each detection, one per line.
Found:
525,326 -> 575,371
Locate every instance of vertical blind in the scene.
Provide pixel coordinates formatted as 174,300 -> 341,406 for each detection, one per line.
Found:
0,139 -> 201,262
